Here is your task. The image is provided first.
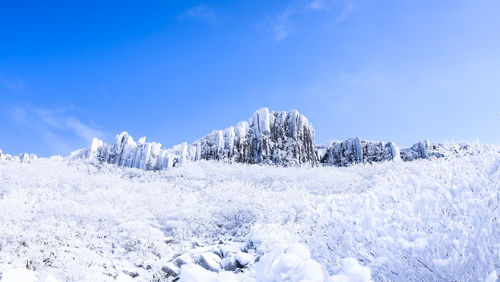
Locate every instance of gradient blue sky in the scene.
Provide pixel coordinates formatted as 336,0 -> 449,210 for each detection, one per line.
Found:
1,0 -> 500,156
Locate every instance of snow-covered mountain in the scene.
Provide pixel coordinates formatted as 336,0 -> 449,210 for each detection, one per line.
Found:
74,108 -> 317,169
193,108 -> 316,166
317,138 -> 400,166
0,149 -> 37,163
1,144 -> 499,281
1,108 -> 499,281
73,107 -> 453,170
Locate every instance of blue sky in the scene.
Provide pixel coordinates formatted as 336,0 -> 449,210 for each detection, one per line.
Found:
1,0 -> 500,156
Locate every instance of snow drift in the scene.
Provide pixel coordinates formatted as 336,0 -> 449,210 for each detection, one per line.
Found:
1,107 -> 498,281
0,144 -> 499,281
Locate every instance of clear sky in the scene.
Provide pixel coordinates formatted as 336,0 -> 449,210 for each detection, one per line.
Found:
1,0 -> 500,156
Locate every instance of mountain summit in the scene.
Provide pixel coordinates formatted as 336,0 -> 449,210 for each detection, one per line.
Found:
77,107 -> 446,170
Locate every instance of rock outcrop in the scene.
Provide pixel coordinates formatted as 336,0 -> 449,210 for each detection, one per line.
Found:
193,108 -> 316,166
318,137 -> 400,166
159,241 -> 256,280
0,149 -> 37,163
84,132 -> 193,170
83,108 -> 317,169
77,107 -> 451,170
400,140 -> 445,161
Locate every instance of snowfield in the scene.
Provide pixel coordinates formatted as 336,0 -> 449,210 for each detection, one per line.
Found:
0,144 -> 499,281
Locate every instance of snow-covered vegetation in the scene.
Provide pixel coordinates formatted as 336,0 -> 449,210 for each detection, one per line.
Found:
1,143 -> 499,281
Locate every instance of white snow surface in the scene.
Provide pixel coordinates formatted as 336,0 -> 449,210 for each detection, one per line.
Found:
1,145 -> 500,281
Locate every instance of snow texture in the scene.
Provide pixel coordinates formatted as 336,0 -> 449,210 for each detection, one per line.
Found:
0,149 -> 37,163
1,143 -> 500,281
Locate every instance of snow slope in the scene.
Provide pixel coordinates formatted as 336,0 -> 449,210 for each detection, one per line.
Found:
1,143 -> 499,281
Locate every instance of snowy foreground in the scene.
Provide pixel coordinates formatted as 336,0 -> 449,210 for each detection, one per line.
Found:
1,146 -> 500,281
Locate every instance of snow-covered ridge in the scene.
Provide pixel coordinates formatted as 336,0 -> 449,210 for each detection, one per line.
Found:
317,137 -> 400,166
77,132 -> 194,170
316,139 -> 456,166
1,151 -> 499,281
73,108 -> 317,169
0,149 -> 37,163
65,107 -> 480,170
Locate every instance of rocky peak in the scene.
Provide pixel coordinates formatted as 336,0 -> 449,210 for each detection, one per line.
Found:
318,137 -> 400,166
193,108 -> 317,166
0,149 -> 37,162
78,107 -> 450,170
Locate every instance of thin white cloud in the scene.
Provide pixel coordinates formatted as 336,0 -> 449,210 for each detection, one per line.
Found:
271,7 -> 296,41
0,74 -> 26,90
65,117 -> 102,141
32,109 -> 65,129
336,3 -> 354,22
179,5 -> 216,21
268,0 -> 353,41
10,106 -> 105,155
308,0 -> 329,11
12,107 -> 29,124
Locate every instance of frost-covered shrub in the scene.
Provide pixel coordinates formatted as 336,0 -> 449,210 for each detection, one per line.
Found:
1,146 -> 499,281
304,151 -> 500,281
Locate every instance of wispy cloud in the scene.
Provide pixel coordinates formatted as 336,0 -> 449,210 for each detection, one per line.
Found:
308,0 -> 329,11
270,7 -> 296,41
29,108 -> 103,141
336,2 -> 354,22
10,106 -> 105,155
179,5 -> 216,21
267,0 -> 354,41
0,74 -> 26,90
65,117 -> 102,141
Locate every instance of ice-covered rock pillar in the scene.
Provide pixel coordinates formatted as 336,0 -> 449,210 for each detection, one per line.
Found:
400,140 -> 437,161
254,107 -> 271,135
319,138 -> 401,166
88,138 -> 104,160
193,108 -> 317,166
83,132 -> 195,170
389,142 -> 401,160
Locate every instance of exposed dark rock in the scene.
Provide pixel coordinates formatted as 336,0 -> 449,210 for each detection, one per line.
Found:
161,263 -> 180,277
161,241 -> 255,277
122,270 -> 139,278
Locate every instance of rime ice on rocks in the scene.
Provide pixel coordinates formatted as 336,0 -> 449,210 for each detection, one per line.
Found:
78,107 -> 450,170
318,137 -> 401,166
400,140 -> 445,161
193,108 -> 317,166
84,108 -> 318,169
0,149 -> 37,163
85,133 -> 191,170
